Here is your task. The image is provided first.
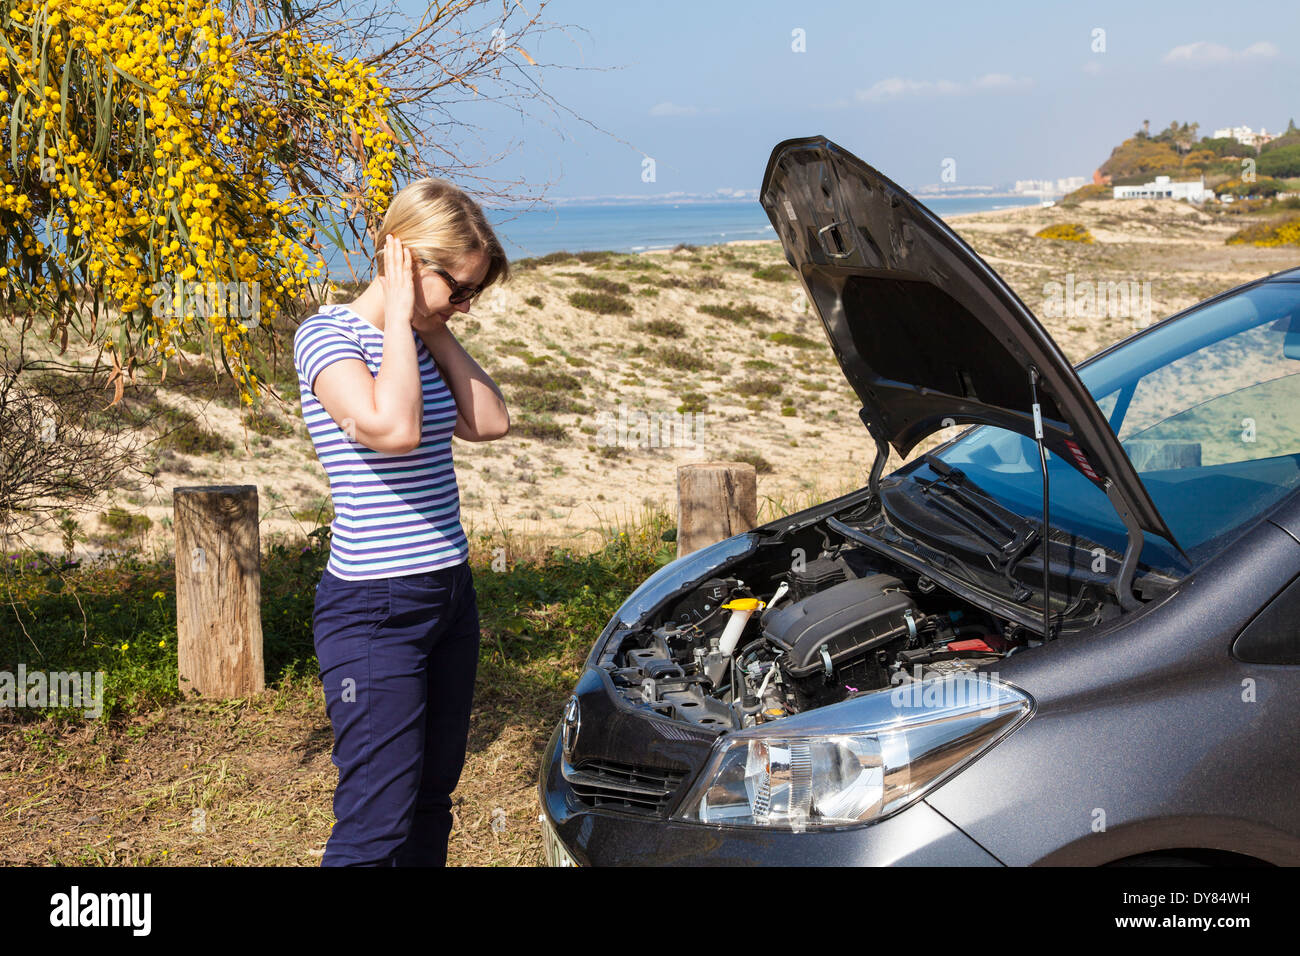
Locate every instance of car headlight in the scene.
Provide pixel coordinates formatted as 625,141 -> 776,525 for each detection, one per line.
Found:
673,673 -> 1032,831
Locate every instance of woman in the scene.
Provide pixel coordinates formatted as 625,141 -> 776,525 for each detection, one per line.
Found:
292,178 -> 511,866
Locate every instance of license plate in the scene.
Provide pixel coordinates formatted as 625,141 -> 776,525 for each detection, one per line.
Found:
539,813 -> 578,867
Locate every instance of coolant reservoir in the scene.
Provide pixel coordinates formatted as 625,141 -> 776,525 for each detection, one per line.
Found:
719,597 -> 765,657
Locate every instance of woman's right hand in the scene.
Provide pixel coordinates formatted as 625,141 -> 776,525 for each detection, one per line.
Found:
381,234 -> 416,328
310,234 -> 426,454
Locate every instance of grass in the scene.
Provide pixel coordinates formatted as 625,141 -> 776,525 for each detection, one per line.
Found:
0,513 -> 682,865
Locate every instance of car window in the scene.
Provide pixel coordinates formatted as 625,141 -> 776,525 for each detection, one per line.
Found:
930,281 -> 1300,569
1116,320 -> 1300,468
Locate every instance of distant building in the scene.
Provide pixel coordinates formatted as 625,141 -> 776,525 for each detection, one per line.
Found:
1211,125 -> 1276,149
1012,176 -> 1087,198
1113,175 -> 1211,202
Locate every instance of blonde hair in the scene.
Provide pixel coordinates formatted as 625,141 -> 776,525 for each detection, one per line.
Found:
373,178 -> 509,288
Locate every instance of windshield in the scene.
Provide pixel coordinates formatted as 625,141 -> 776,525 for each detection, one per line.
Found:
922,281 -> 1300,572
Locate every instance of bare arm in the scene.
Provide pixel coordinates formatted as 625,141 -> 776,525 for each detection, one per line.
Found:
312,236 -> 424,454
419,323 -> 510,442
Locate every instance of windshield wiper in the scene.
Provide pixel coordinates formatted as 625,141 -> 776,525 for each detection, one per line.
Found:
919,455 -> 1047,597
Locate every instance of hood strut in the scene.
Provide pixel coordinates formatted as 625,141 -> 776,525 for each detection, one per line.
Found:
1029,368 -> 1055,641
1104,482 -> 1145,613
861,409 -> 891,504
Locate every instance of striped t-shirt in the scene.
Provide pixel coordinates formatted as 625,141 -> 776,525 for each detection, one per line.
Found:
292,303 -> 469,580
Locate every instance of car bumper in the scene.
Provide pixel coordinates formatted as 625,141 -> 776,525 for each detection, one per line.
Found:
537,722 -> 1004,866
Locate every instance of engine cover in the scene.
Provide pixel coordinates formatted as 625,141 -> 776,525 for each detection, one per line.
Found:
763,574 -> 916,680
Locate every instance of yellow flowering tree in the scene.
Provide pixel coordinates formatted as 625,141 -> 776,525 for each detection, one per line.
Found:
0,0 -> 555,406
0,0 -> 565,545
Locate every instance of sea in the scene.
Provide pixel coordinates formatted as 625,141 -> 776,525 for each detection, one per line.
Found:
319,195 -> 1043,276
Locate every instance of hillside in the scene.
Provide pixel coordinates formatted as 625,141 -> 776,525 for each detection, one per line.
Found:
4,199 -> 1299,570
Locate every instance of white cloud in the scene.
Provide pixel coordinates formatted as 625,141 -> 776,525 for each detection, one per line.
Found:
971,73 -> 1032,91
1162,40 -> 1278,65
855,73 -> 1031,103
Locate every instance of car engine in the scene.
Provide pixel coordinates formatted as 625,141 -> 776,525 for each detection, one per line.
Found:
595,524 -> 1030,731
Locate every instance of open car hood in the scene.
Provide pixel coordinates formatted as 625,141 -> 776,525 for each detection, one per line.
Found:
760,135 -> 1180,551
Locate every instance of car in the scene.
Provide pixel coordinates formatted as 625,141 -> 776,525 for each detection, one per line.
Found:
537,135 -> 1300,866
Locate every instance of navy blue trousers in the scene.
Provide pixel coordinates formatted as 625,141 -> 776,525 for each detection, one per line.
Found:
312,560 -> 480,866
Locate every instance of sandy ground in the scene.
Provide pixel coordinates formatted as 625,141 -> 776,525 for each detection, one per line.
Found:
3,198 -> 1298,867
5,198 -> 1299,563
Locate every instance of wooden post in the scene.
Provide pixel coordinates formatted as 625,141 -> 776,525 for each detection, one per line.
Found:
676,462 -> 757,559
173,485 -> 265,698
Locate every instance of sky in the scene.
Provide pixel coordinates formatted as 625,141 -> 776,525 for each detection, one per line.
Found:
388,0 -> 1300,204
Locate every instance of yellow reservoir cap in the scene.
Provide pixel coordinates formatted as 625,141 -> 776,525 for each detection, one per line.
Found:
721,598 -> 765,611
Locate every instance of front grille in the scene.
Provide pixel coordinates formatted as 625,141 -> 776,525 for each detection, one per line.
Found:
564,759 -> 690,816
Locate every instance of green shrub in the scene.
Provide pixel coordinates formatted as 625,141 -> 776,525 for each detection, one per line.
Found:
155,406 -> 236,455
513,387 -> 594,415
731,450 -> 773,473
655,347 -> 712,371
634,318 -> 685,337
677,391 -> 708,413
512,416 -> 569,442
244,410 -> 295,439
752,264 -> 795,282
1034,223 -> 1095,243
99,507 -> 151,536
568,291 -> 633,315
571,274 -> 631,295
697,302 -> 773,323
495,367 -> 585,392
524,295 -> 543,308
766,331 -> 821,349
737,378 -> 782,397
1226,214 -> 1300,247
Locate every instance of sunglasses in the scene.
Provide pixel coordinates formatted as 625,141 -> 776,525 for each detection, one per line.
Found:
421,261 -> 485,304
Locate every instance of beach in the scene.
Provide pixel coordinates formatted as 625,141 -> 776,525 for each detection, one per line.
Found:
7,198 -> 1299,564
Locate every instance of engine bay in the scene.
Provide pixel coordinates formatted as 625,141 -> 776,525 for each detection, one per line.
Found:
593,516 -> 1043,732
